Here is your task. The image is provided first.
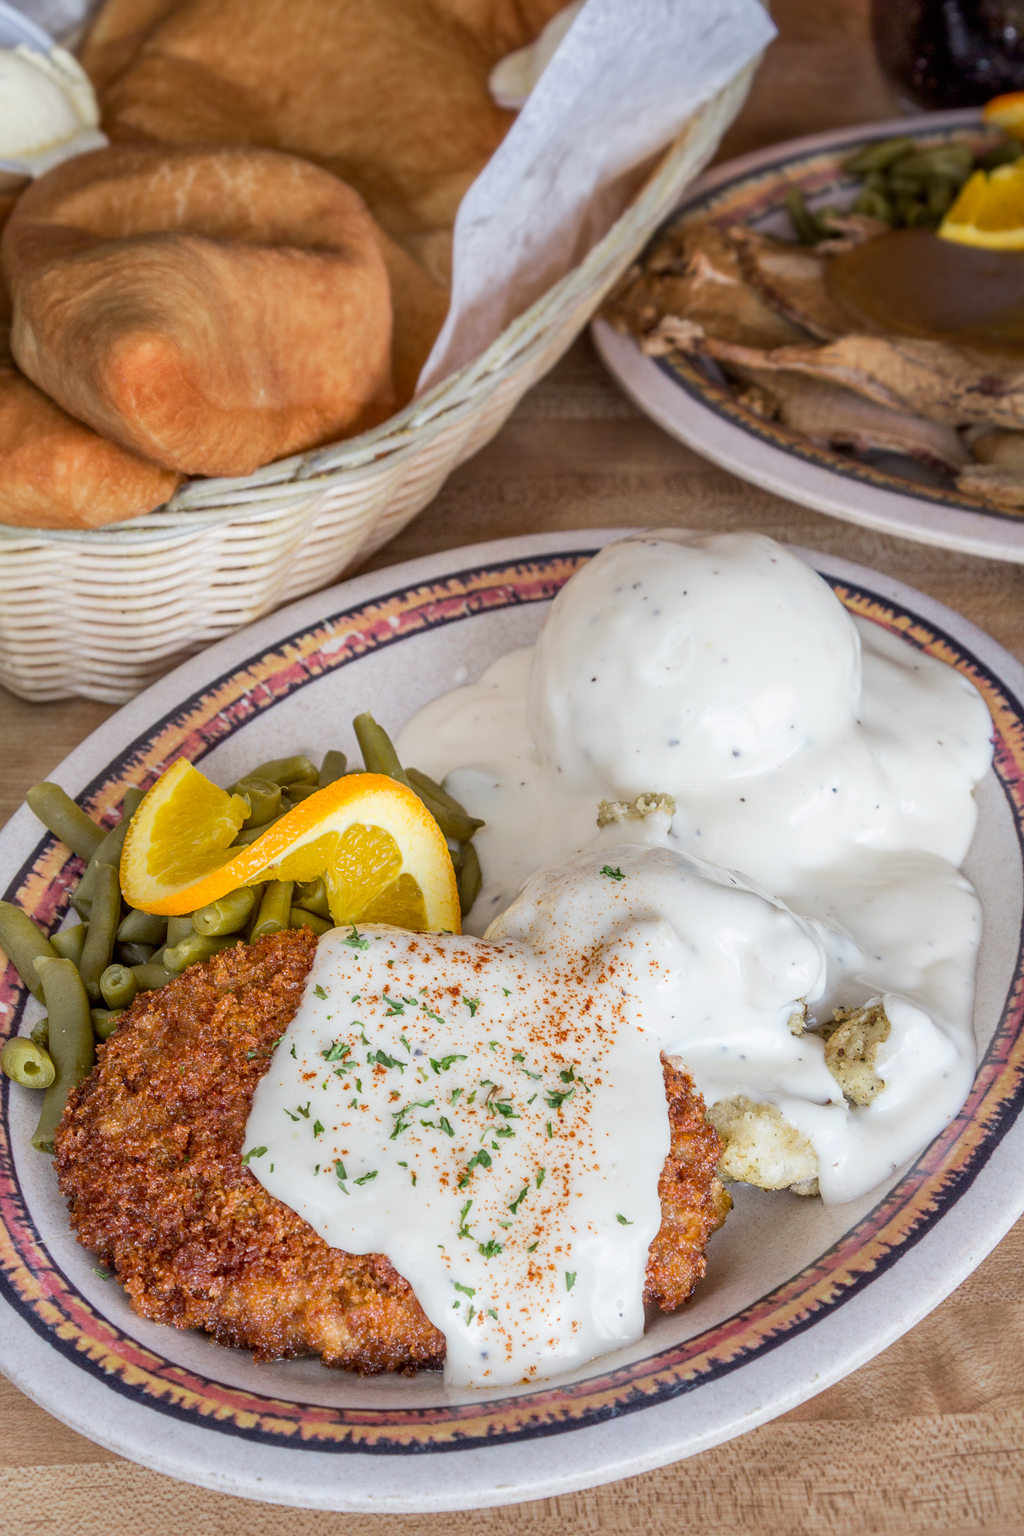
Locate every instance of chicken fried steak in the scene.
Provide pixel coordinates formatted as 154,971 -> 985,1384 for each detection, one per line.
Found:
55,928 -> 729,1373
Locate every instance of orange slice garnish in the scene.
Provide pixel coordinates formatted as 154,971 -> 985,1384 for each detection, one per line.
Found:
119,759 -> 460,931
983,91 -> 1024,139
939,160 -> 1024,248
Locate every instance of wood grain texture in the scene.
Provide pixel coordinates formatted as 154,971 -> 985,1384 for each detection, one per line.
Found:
3,1 -> 1023,1529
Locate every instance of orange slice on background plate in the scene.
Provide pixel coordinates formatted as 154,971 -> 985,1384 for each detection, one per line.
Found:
983,91 -> 1024,139
939,159 -> 1024,249
119,759 -> 461,931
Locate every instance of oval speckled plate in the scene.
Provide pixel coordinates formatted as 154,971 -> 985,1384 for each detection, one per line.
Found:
592,111 -> 1024,564
1,530 -> 1023,1512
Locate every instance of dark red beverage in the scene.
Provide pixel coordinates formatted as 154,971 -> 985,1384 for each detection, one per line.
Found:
873,0 -> 1024,109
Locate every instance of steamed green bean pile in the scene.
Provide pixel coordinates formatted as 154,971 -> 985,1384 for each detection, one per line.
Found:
785,131 -> 1022,245
0,714 -> 484,1151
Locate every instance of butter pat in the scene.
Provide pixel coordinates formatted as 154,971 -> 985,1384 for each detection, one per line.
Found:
0,45 -> 104,173
489,2 -> 584,109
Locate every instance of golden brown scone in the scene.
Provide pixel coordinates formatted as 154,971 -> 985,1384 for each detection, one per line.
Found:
3,144 -> 393,477
373,228 -> 452,404
77,0 -> 183,95
91,0 -> 522,250
0,357 -> 182,530
0,181 -> 181,533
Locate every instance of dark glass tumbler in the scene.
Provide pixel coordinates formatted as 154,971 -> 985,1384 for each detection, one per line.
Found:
873,0 -> 1024,109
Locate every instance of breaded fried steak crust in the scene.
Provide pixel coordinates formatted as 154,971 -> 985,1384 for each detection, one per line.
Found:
55,928 -> 728,1373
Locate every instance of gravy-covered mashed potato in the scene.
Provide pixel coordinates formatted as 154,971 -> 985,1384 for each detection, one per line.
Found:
247,531 -> 992,1387
396,531 -> 992,1199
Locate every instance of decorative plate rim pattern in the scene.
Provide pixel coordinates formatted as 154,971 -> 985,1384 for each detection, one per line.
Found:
1,543 -> 1023,1456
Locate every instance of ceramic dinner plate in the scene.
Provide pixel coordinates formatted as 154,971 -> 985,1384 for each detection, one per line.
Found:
592,111 -> 1024,564
2,530 -> 1024,1513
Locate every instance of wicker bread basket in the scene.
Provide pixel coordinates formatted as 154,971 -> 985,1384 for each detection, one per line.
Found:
0,61 -> 755,704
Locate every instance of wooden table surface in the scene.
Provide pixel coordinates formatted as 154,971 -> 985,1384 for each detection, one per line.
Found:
6,3 -> 1024,1531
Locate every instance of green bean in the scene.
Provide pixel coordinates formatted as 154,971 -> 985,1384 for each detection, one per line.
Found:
70,787 -> 143,922
854,186 -> 895,223
785,187 -> 822,245
250,880 -> 294,940
456,840 -> 482,918
82,786 -> 146,881
979,137 -> 1023,171
31,957 -> 94,1153
99,963 -> 138,1010
289,906 -> 332,936
163,933 -> 240,973
906,200 -> 940,228
130,961 -> 173,992
295,877 -> 331,918
193,887 -> 256,937
51,922 -> 86,966
446,838 -> 465,877
888,171 -> 927,196
30,1017 -> 48,1048
927,175 -> 957,214
897,143 -> 973,182
116,908 -> 167,946
234,775 -> 282,827
2,1036 -> 55,1089
352,713 -> 413,787
843,135 -> 916,174
26,783 -> 105,862
0,901 -> 59,1001
282,783 -> 319,806
118,941 -> 154,967
78,864 -> 120,1001
405,768 -> 484,842
230,817 -> 280,847
166,915 -> 195,946
318,750 -> 347,787
233,755 -> 318,790
91,1009 -> 123,1041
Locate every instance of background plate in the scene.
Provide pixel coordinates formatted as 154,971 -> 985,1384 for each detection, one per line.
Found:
591,111 -> 1024,564
1,530 -> 1023,1512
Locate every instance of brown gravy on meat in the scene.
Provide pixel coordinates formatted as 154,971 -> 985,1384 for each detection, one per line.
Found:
828,227 -> 1024,355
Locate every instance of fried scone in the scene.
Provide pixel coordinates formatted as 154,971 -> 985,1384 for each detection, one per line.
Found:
0,354 -> 181,529
2,144 -> 393,477
55,929 -> 728,1372
0,175 -> 180,530
87,0 -> 526,240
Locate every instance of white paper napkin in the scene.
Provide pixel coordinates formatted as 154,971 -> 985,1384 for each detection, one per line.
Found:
418,0 -> 775,393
